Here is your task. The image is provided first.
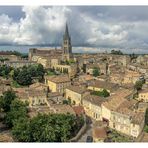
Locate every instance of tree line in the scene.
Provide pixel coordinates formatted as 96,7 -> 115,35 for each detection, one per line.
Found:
0,64 -> 45,86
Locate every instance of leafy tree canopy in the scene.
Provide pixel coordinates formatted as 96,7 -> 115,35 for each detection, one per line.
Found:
12,113 -> 84,142
4,99 -> 28,128
111,50 -> 123,55
134,80 -> 144,91
0,90 -> 16,112
93,67 -> 100,77
91,89 -> 110,97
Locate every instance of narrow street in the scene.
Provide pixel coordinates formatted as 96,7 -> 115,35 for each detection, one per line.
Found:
78,121 -> 93,142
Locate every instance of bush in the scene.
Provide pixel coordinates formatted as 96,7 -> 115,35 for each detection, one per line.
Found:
91,89 -> 110,97
4,99 -> 28,128
93,67 -> 100,77
0,90 -> 16,112
134,80 -> 144,91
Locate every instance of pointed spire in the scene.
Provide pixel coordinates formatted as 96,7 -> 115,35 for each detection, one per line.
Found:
64,22 -> 70,40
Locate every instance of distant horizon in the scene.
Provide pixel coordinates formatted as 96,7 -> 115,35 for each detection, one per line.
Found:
0,45 -> 148,55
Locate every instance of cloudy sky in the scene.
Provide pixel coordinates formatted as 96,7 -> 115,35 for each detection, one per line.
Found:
0,6 -> 148,53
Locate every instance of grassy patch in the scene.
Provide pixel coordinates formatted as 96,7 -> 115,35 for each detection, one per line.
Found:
91,89 -> 110,97
47,71 -> 55,76
11,81 -> 22,88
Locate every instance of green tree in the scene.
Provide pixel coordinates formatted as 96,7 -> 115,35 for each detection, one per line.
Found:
11,113 -> 82,142
0,90 -> 16,112
16,69 -> 32,86
0,65 -> 13,78
111,50 -> 123,55
93,67 -> 100,77
10,64 -> 45,86
134,80 -> 143,91
91,89 -> 110,97
4,99 -> 28,128
36,64 -> 45,80
63,100 -> 69,104
144,126 -> 148,133
12,117 -> 30,142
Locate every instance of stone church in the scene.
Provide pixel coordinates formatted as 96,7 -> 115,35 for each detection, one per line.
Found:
29,23 -> 73,62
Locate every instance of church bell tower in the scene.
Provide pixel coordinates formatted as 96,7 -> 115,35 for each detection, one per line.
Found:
62,23 -> 73,61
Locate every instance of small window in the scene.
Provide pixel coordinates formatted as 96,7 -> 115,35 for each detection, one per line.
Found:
113,123 -> 116,128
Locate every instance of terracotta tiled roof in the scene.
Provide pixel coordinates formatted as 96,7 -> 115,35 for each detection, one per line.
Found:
66,85 -> 87,94
52,104 -> 76,115
102,88 -> 133,111
45,75 -> 71,83
139,89 -> 148,94
93,127 -> 107,139
28,89 -> 47,97
132,112 -> 145,124
48,92 -> 63,97
72,106 -> 85,115
83,94 -> 104,106
88,80 -> 119,92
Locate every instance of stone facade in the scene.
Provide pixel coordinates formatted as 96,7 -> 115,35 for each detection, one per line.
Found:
65,86 -> 89,105
5,60 -> 36,68
137,89 -> 148,102
45,75 -> 71,94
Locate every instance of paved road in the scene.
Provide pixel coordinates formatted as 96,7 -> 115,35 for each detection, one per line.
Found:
135,131 -> 144,142
78,123 -> 93,142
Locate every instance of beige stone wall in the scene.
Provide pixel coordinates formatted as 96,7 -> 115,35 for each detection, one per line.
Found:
130,119 -> 145,138
138,92 -> 148,102
65,89 -> 82,105
0,55 -> 19,61
101,105 -> 111,121
87,86 -> 110,93
122,76 -> 139,84
47,81 -> 71,94
29,96 -> 46,106
110,112 -> 131,136
57,82 -> 71,94
47,80 -> 57,92
108,111 -> 144,138
51,59 -> 59,68
54,64 -> 77,78
37,58 -> 49,68
83,99 -> 102,121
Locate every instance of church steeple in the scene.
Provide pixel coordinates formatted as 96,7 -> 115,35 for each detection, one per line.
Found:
62,22 -> 72,61
64,23 -> 70,40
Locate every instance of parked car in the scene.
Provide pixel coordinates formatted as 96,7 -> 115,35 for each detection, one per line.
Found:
86,136 -> 93,142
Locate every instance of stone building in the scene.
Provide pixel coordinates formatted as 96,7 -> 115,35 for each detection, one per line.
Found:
0,51 -> 20,61
5,60 -> 36,68
62,23 -> 73,61
29,23 -> 73,67
137,89 -> 148,103
65,85 -> 89,105
101,88 -> 145,138
28,89 -> 47,107
45,75 -> 71,94
87,80 -> 119,94
82,94 -> 105,121
48,92 -> 64,104
54,64 -> 77,78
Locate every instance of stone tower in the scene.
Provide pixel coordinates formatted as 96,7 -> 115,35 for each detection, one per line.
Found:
62,23 -> 73,61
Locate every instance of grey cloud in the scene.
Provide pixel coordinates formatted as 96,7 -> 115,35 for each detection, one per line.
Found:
0,6 -> 148,53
